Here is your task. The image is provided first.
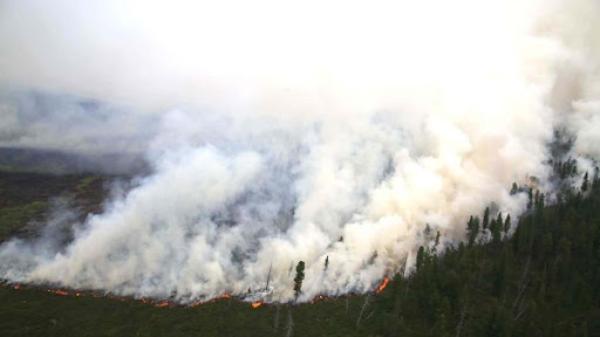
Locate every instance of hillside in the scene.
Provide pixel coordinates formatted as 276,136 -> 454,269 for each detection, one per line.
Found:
0,163 -> 599,337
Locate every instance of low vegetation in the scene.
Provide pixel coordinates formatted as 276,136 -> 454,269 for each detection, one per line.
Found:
1,161 -> 599,336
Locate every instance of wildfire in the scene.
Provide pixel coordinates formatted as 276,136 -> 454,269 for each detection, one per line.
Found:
49,289 -> 69,296
311,295 -> 328,303
7,282 -> 399,310
189,293 -> 232,307
4,283 -> 236,308
189,300 -> 203,307
375,277 -> 390,294
218,293 -> 231,300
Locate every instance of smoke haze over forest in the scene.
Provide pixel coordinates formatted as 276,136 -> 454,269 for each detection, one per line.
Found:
1,0 -> 599,302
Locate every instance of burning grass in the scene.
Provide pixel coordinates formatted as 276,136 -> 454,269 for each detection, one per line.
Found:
2,275 -> 392,310
0,279 -> 380,337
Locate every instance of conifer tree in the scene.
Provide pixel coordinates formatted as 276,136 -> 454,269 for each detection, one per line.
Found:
510,182 -> 519,195
467,216 -> 480,246
582,172 -> 589,192
416,246 -> 426,271
293,261 -> 305,299
491,212 -> 502,244
504,214 -> 511,234
483,207 -> 490,230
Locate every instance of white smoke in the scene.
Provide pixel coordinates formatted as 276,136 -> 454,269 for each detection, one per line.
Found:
0,0 -> 599,302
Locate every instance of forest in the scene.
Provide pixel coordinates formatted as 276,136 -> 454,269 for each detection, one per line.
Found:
367,159 -> 600,337
1,156 -> 599,337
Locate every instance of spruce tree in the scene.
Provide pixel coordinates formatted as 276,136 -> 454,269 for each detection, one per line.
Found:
491,212 -> 502,244
416,246 -> 426,271
510,182 -> 519,195
483,207 -> 490,230
467,216 -> 480,246
582,172 -> 589,192
293,261 -> 305,299
504,214 -> 511,235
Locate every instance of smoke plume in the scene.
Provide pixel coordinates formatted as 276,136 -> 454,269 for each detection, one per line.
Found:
0,0 -> 599,302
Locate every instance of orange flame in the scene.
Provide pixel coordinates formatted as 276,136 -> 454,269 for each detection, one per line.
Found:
189,300 -> 203,307
189,293 -> 231,307
251,301 -> 263,309
155,301 -> 170,308
51,290 -> 69,296
13,284 -> 21,290
375,277 -> 390,294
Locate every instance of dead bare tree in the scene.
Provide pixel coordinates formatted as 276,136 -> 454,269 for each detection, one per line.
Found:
355,294 -> 370,329
265,264 -> 272,291
273,304 -> 280,331
285,306 -> 294,337
512,256 -> 531,320
346,295 -> 350,315
455,306 -> 466,337
345,296 -> 349,314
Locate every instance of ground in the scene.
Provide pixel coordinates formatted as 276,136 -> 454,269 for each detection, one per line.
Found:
0,171 -> 381,337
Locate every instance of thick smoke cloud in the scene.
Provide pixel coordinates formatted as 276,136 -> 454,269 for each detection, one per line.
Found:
0,0 -> 599,302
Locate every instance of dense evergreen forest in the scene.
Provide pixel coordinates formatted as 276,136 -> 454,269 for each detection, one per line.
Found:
369,159 -> 600,337
1,158 -> 600,336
